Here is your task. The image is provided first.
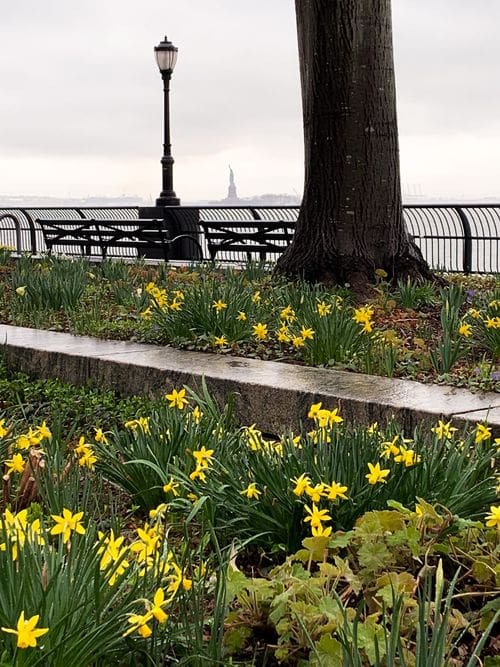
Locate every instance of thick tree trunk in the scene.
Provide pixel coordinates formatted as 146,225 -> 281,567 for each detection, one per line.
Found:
276,0 -> 435,290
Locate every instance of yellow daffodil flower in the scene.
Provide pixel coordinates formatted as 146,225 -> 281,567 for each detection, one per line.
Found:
323,481 -> 348,501
1,611 -> 48,649
362,320 -> 373,333
163,477 -> 180,496
291,473 -> 311,496
78,447 -> 97,470
191,405 -> 202,424
300,326 -> 315,340
305,483 -> 325,503
36,421 -> 52,440
303,503 -> 332,528
431,420 -> 458,440
308,402 -> 322,419
214,335 -> 228,347
15,434 -> 31,450
252,322 -> 268,340
277,329 -> 290,343
4,453 -> 25,475
475,423 -> 492,443
94,427 -> 109,444
130,525 -> 161,566
124,416 -> 151,432
394,446 -> 421,467
150,589 -> 169,624
316,301 -> 332,317
165,388 -> 189,410
192,446 -> 214,467
381,435 -> 400,458
311,523 -> 333,537
149,504 -> 168,520
75,436 -> 91,454
353,305 -> 374,332
50,509 -> 86,544
171,298 -> 183,310
124,611 -> 154,638
280,305 -> 296,322
212,299 -> 227,312
315,408 -> 343,428
240,482 -> 262,500
485,505 -> 500,529
96,530 -> 129,585
189,466 -> 207,482
0,419 -> 9,438
458,323 -> 472,337
365,462 -> 390,485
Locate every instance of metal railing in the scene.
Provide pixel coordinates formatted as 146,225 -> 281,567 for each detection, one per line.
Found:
0,204 -> 498,273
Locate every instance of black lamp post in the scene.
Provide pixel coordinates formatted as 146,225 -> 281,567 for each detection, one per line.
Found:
154,36 -> 180,206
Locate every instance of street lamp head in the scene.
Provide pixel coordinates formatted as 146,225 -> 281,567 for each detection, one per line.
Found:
154,35 -> 178,74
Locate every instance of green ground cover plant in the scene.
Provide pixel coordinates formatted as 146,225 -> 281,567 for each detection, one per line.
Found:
0,253 -> 498,392
0,364 -> 498,665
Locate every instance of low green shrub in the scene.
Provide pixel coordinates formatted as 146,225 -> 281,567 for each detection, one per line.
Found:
224,504 -> 500,665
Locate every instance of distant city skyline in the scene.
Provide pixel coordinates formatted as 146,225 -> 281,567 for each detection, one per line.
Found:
2,167 -> 499,207
1,1 -> 499,202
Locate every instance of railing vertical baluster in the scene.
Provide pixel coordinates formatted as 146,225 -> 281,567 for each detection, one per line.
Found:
455,207 -> 473,274
20,209 -> 38,254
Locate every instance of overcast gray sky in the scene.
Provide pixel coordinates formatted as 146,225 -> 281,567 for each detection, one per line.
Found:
1,0 -> 499,202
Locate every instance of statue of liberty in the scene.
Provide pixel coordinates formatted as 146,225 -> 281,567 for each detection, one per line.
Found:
227,165 -> 238,200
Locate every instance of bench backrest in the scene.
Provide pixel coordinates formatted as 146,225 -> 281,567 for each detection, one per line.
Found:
198,217 -> 295,261
36,218 -> 203,260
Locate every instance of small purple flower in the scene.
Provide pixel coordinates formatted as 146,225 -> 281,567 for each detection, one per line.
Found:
465,289 -> 478,303
474,367 -> 482,376
491,371 -> 500,381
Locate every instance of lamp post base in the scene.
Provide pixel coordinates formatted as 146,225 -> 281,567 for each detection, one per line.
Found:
139,205 -> 179,218
138,205 -> 202,261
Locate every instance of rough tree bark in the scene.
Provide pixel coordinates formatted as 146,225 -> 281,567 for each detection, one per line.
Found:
275,0 -> 435,291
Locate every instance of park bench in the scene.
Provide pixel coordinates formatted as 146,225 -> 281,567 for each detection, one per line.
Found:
36,218 -> 203,260
197,214 -> 295,261
35,213 -> 296,262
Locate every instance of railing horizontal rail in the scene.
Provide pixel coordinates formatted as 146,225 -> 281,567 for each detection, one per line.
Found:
0,204 -> 498,274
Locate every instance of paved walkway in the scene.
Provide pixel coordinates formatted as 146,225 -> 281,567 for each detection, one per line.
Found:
1,324 -> 499,435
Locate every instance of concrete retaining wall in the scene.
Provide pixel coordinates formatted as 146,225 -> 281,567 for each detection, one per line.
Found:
1,325 -> 499,436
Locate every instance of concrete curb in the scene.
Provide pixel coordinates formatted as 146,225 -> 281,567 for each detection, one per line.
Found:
1,324 -> 499,435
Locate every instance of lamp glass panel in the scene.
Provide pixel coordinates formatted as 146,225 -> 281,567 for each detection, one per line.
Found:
155,49 -> 178,72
